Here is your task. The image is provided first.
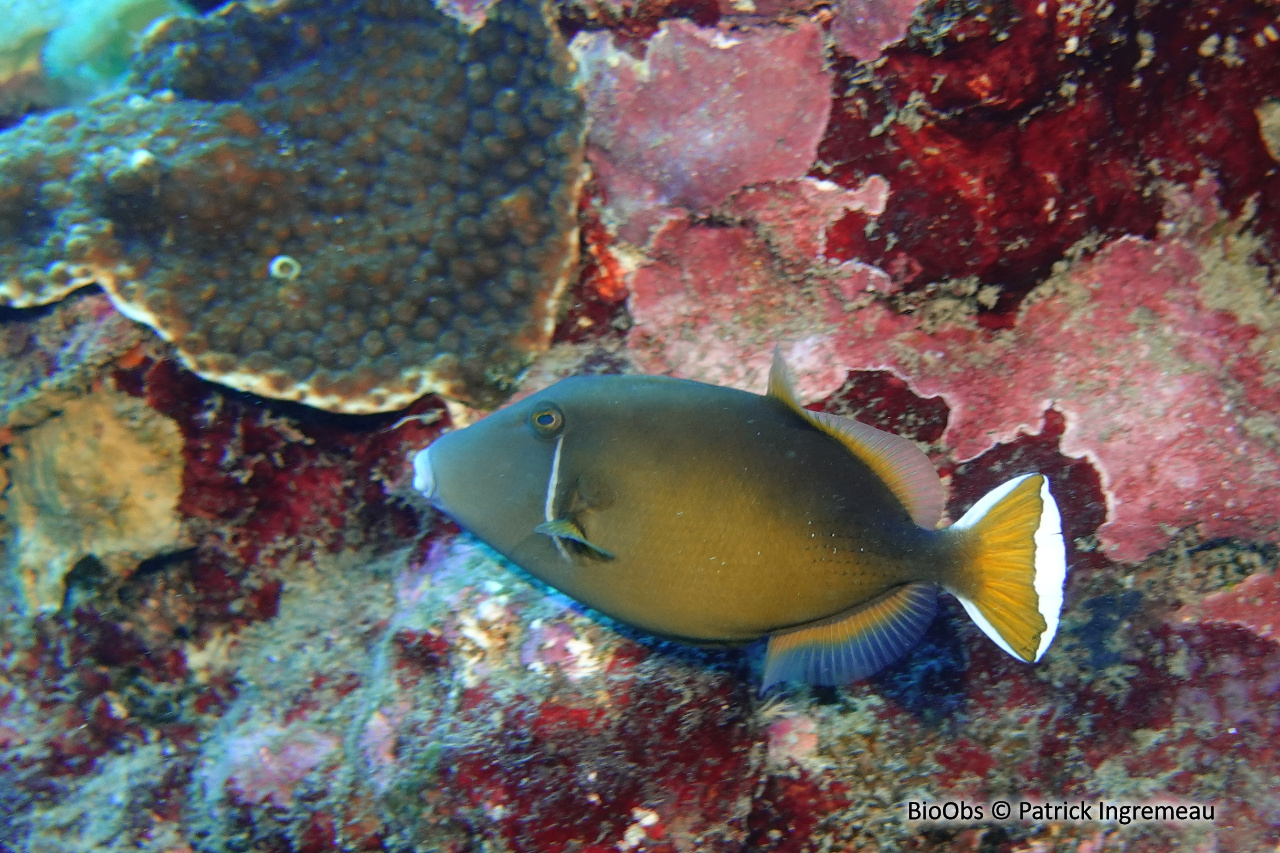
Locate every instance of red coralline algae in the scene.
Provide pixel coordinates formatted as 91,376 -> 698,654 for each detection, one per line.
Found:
222,725 -> 341,809
932,737 -> 996,795
765,712 -> 820,767
853,229 -> 1277,561
552,199 -> 633,344
573,19 -> 832,241
627,196 -> 901,401
815,368 -> 950,445
830,0 -> 927,62
725,176 -> 889,268
628,220 -> 789,388
945,409 -> 1108,571
0,600 -> 213,849
180,536 -> 765,852
125,355 -> 440,568
746,773 -> 851,852
1178,570 -> 1280,642
817,0 -> 1280,312
1097,624 -> 1280,847
819,10 -> 1159,303
393,627 -> 453,672
712,0 -> 804,18
447,676 -> 759,851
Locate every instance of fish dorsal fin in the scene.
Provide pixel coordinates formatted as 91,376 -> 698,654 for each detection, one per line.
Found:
762,582 -> 938,691
766,349 -> 945,529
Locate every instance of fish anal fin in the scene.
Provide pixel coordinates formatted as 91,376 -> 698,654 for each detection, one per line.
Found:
765,349 -> 944,529
535,518 -> 616,560
762,581 -> 938,692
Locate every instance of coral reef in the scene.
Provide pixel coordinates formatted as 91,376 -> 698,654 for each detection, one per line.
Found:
2,388 -> 185,612
1,0 -> 1279,849
0,0 -> 587,413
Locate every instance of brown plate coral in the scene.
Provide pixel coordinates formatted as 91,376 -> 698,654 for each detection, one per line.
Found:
0,0 -> 587,413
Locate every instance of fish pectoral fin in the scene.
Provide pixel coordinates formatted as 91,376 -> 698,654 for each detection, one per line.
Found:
761,582 -> 938,692
534,519 -> 616,560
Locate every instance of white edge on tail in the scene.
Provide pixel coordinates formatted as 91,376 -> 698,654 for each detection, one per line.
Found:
950,473 -> 1066,663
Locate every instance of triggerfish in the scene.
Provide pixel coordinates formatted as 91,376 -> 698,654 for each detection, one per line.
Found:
412,352 -> 1067,690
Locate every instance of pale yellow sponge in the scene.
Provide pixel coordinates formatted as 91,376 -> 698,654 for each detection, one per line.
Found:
3,390 -> 186,613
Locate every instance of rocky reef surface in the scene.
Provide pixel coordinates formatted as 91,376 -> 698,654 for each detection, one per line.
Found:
0,0 -> 1278,850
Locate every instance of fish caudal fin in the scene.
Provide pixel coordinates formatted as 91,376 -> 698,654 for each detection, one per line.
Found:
946,474 -> 1066,663
762,582 -> 938,692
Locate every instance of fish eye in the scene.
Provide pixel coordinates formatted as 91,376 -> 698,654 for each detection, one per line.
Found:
530,404 -> 564,436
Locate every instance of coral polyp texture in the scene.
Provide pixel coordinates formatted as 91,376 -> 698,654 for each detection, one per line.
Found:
0,0 -> 587,413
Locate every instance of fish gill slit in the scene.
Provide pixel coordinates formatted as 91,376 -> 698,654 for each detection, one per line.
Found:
544,434 -> 571,561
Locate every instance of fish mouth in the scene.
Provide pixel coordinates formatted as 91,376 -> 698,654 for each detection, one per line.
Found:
410,446 -> 436,501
